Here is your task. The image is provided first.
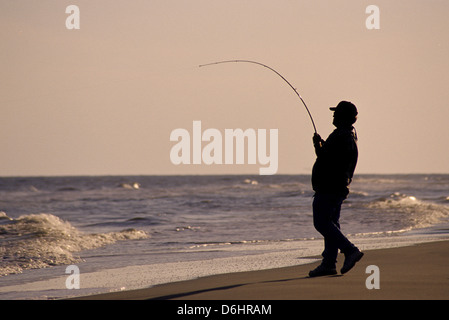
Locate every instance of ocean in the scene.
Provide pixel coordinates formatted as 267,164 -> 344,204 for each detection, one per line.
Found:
1,174 -> 449,299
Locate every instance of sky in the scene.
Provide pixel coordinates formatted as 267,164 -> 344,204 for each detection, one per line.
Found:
1,0 -> 448,176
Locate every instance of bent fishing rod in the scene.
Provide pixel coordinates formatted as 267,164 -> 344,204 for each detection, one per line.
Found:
199,60 -> 317,134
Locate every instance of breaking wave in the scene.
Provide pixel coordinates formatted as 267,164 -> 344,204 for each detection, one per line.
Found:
366,193 -> 449,230
0,212 -> 148,276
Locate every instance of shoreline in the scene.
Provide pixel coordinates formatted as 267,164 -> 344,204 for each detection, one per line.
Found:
72,239 -> 449,300
1,233 -> 448,300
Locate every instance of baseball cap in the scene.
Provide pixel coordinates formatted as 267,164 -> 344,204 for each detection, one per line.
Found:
330,101 -> 358,118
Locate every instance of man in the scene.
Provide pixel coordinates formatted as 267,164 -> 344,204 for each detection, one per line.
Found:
308,101 -> 363,277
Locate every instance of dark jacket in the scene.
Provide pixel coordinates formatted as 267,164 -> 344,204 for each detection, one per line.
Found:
311,126 -> 358,198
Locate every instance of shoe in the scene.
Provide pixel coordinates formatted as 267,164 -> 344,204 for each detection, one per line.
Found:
340,250 -> 364,274
308,264 -> 337,277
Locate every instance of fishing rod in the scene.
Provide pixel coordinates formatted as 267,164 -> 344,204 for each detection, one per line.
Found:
199,59 -> 317,134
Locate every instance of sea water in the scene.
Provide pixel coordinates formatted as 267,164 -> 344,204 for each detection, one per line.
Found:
1,174 -> 448,299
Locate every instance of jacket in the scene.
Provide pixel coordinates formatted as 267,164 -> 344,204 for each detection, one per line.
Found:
311,126 -> 358,198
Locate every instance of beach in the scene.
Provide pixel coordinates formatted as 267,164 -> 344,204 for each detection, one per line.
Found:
3,0 -> 449,308
72,239 -> 449,300
1,175 -> 449,300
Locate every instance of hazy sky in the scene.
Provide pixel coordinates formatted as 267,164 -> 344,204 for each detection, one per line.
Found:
1,0 -> 448,176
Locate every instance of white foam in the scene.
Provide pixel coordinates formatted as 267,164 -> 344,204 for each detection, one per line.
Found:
0,213 -> 148,277
368,193 -> 449,229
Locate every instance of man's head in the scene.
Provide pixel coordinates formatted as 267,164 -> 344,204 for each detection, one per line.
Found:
330,101 -> 358,128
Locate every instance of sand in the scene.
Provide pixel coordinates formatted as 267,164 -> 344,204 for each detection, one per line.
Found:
71,240 -> 449,300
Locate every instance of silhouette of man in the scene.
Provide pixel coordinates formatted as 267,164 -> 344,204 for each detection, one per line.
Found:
309,101 -> 363,277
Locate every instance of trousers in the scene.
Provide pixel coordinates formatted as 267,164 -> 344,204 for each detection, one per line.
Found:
312,192 -> 356,267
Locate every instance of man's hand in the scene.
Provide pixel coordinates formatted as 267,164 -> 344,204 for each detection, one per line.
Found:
313,133 -> 323,156
313,133 -> 323,146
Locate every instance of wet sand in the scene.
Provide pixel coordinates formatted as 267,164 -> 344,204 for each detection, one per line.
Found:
72,240 -> 449,300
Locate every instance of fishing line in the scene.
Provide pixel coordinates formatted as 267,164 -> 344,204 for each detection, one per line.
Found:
199,59 -> 317,133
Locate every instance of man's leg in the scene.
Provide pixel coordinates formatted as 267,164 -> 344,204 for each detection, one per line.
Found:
310,193 -> 361,276
321,198 -> 343,267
